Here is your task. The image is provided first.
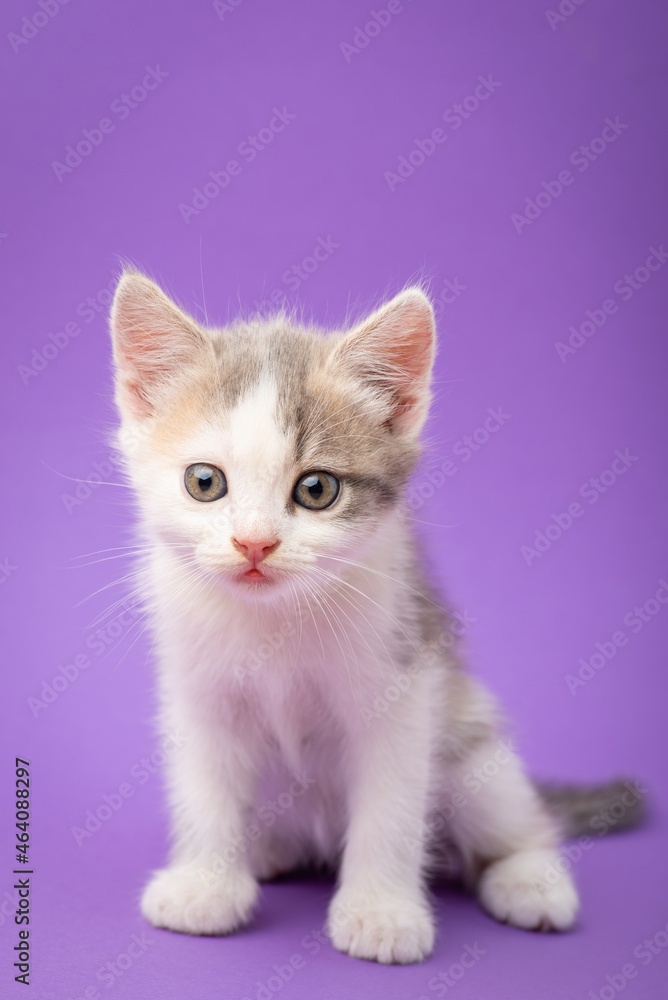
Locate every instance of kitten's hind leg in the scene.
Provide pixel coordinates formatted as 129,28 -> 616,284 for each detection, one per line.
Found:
439,738 -> 579,931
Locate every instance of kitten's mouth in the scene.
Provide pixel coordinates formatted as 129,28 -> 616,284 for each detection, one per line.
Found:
240,567 -> 273,585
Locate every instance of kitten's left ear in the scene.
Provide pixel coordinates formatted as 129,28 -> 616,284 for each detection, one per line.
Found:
110,270 -> 208,419
330,287 -> 436,435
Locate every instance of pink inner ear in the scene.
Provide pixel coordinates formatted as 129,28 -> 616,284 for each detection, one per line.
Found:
336,289 -> 436,433
111,273 -> 204,419
384,311 -> 434,378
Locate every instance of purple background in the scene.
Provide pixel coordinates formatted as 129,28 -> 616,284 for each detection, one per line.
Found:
2,0 -> 668,996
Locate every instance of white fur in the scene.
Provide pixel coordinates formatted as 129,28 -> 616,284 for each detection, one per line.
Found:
109,279 -> 579,964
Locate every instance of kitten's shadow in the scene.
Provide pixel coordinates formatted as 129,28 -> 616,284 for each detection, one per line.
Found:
268,861 -> 337,885
244,863 -> 335,934
248,863 -> 470,935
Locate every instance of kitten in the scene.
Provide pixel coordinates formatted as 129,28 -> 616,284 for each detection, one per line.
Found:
109,271 -> 641,964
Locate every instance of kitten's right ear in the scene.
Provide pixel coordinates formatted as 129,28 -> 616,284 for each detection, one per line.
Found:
110,270 -> 207,419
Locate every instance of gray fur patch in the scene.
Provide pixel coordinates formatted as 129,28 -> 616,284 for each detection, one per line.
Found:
536,777 -> 647,839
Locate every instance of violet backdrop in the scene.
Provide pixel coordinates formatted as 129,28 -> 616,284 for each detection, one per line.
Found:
1,1 -> 667,997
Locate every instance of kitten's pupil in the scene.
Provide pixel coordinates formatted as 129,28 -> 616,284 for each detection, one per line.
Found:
199,474 -> 212,491
305,475 -> 323,499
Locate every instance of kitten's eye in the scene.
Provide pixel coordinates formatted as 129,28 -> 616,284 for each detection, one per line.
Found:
293,472 -> 340,510
185,464 -> 228,502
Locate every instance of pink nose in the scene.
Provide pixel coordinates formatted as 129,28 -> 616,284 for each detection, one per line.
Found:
232,537 -> 280,565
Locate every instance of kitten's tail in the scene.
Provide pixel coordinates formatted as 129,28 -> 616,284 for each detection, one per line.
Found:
536,777 -> 647,839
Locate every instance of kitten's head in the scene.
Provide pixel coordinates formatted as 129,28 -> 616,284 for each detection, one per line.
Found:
110,271 -> 435,602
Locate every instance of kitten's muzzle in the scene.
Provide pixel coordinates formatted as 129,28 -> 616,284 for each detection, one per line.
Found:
232,537 -> 280,568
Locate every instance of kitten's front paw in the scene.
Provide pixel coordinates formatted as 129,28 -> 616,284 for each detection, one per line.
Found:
141,864 -> 258,935
478,848 -> 579,931
327,889 -> 434,964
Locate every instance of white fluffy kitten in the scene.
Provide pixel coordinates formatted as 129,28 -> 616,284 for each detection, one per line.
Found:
108,272 -> 636,964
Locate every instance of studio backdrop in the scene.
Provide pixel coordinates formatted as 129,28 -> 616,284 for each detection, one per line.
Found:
1,1 -> 667,998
